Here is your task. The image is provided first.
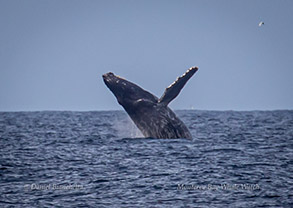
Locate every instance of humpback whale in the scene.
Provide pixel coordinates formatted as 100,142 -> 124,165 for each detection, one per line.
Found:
102,67 -> 198,139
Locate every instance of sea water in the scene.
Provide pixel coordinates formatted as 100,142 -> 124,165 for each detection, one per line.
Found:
0,110 -> 292,207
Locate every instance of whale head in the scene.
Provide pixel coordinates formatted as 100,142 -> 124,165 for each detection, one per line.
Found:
102,72 -> 158,108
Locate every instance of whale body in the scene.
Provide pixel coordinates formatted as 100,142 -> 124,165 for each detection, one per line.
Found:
102,67 -> 198,139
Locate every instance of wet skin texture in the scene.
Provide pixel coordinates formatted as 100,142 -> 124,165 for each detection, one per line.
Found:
102,67 -> 198,139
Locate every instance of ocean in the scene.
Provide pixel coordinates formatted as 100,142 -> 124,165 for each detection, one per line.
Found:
0,110 -> 292,207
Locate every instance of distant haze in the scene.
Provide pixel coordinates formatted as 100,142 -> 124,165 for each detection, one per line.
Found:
1,0 -> 292,111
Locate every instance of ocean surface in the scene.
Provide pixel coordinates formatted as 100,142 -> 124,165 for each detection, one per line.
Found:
0,110 -> 292,207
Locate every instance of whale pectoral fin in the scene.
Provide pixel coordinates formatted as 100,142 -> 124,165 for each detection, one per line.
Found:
158,67 -> 198,106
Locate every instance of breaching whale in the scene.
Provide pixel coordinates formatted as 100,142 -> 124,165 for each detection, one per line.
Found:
102,67 -> 198,139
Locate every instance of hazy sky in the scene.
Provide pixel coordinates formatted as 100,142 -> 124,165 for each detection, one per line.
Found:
1,0 -> 292,111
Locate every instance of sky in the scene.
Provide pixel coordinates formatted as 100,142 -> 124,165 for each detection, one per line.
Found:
0,0 -> 292,111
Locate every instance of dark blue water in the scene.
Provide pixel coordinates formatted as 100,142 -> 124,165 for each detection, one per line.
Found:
0,110 -> 292,207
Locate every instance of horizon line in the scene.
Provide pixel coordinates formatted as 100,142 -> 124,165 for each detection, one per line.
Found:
1,108 -> 292,113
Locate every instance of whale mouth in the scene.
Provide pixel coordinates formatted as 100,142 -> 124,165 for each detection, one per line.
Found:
102,72 -> 116,84
102,72 -> 114,79
102,72 -> 127,91
102,72 -> 127,84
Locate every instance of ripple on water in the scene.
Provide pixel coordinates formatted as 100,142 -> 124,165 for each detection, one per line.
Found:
0,110 -> 292,207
